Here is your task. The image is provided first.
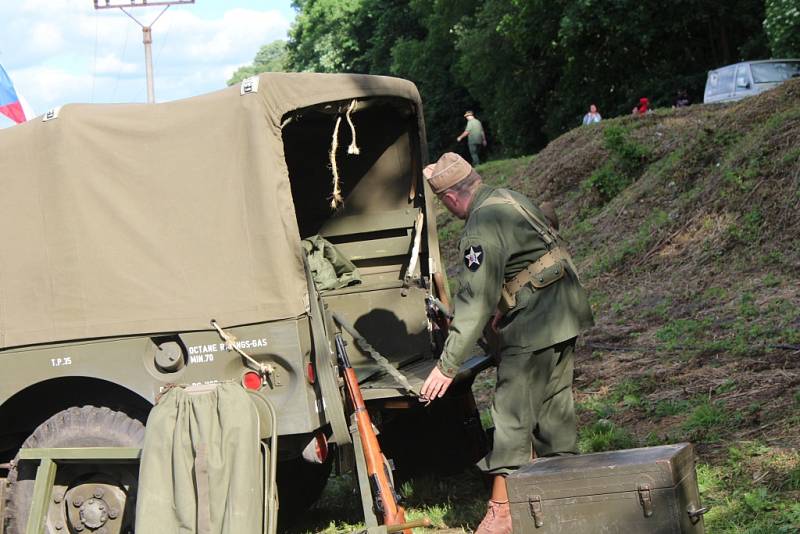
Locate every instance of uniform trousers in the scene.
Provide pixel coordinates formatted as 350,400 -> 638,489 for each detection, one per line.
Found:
468,142 -> 482,165
477,337 -> 578,475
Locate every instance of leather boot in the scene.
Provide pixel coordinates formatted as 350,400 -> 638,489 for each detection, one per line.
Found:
474,499 -> 512,534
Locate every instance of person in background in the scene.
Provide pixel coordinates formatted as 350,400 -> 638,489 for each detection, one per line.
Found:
420,153 -> 594,534
632,97 -> 650,115
674,90 -> 690,108
582,104 -> 602,125
457,110 -> 487,165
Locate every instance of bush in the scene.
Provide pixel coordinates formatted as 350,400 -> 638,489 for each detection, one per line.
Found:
586,163 -> 630,201
584,124 -> 651,202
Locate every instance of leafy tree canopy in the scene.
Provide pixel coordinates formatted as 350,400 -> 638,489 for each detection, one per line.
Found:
234,0 -> 783,158
227,40 -> 289,86
764,0 -> 800,56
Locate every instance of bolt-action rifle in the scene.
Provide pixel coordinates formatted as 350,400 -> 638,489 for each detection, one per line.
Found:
335,334 -> 425,533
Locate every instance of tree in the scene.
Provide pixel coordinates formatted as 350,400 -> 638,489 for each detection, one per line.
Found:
227,40 -> 290,86
268,0 -> 771,157
764,0 -> 800,56
390,0 -> 480,157
539,0 -> 768,138
287,0 -> 364,72
454,0 -> 564,153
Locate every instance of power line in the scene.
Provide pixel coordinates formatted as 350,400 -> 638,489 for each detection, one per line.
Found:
111,22 -> 131,99
93,0 -> 195,103
91,9 -> 98,102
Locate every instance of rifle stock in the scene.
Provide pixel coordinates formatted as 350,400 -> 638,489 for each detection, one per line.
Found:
335,334 -> 411,533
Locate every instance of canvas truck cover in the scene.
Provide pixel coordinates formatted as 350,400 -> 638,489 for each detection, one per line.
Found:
0,73 -> 423,349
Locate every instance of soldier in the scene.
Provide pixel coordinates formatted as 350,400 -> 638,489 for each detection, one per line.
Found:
420,153 -> 594,534
457,110 -> 487,165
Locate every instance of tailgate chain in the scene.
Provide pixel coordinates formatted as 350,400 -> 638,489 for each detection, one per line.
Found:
332,312 -> 420,397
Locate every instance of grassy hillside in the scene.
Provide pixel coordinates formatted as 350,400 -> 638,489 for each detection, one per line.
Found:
291,81 -> 800,533
467,79 -> 800,533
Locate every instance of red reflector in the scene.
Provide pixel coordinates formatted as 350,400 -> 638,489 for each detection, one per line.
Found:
314,432 -> 328,463
306,362 -> 316,384
242,371 -> 262,390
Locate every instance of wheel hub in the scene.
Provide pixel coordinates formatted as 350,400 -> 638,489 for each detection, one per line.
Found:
54,480 -> 128,534
79,497 -> 109,529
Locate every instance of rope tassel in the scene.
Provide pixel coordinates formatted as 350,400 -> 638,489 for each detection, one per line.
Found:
329,115 -> 344,209
328,99 -> 360,210
345,99 -> 360,155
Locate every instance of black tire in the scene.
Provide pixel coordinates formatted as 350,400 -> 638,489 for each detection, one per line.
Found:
276,454 -> 333,524
4,406 -> 145,534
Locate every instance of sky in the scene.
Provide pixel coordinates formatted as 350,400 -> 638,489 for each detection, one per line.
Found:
0,0 -> 296,128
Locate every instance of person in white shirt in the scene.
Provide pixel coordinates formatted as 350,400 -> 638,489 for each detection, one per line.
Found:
582,104 -> 602,125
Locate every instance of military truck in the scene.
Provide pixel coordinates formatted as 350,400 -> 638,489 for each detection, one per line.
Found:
0,73 -> 489,533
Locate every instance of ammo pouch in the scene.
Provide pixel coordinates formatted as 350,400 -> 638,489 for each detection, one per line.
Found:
498,247 -> 568,314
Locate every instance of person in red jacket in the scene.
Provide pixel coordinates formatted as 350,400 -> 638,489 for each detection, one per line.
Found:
632,97 -> 650,115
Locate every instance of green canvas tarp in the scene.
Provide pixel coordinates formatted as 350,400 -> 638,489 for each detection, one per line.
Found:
0,73 -> 422,348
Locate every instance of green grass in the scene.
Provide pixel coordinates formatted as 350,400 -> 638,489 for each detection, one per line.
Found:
578,419 -> 635,453
682,399 -> 741,443
702,286 -> 728,301
728,208 -> 764,244
646,288 -> 797,355
697,445 -> 800,533
286,470 -> 488,533
655,317 -> 713,349
590,209 -> 670,275
475,155 -> 534,187
577,396 -> 616,419
650,398 -> 692,418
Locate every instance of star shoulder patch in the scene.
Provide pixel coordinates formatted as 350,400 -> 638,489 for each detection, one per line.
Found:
463,245 -> 484,271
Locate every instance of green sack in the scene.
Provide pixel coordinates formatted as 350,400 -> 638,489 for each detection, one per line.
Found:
301,234 -> 361,290
135,384 -> 263,534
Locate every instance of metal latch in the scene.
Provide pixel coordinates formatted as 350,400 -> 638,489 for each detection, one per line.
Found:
687,504 -> 709,524
637,483 -> 654,517
528,495 -> 544,528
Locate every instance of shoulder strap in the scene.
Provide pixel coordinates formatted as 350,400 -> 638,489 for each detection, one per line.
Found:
475,189 -> 558,246
477,189 -> 582,282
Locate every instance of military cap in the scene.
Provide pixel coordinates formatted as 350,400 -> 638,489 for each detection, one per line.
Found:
423,152 -> 476,194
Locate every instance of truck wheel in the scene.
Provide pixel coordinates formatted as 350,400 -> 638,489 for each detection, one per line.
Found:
4,406 -> 145,534
276,454 -> 333,523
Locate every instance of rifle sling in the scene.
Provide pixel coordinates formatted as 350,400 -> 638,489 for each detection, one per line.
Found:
332,313 -> 420,396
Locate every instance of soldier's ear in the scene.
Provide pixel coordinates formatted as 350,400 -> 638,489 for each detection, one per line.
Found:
440,190 -> 460,212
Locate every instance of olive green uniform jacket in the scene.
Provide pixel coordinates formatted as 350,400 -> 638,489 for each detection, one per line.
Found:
464,118 -> 485,144
438,185 -> 594,377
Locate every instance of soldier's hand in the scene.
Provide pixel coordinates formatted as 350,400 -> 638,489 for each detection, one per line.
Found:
420,366 -> 454,402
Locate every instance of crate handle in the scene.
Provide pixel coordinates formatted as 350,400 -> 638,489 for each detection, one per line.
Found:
687,504 -> 710,523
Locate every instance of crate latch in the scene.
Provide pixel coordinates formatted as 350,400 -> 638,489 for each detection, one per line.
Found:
637,483 -> 654,517
528,495 -> 544,527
